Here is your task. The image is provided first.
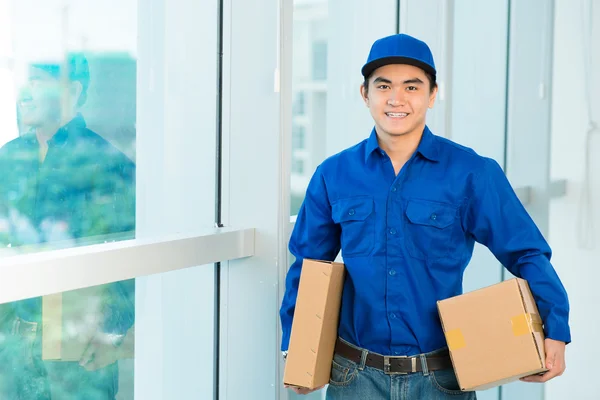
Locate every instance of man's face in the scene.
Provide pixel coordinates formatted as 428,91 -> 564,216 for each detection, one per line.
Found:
361,63 -> 437,140
18,68 -> 64,128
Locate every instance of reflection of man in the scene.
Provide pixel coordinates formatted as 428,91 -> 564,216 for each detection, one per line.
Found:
0,54 -> 135,399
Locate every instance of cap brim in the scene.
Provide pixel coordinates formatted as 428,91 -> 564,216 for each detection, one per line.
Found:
361,56 -> 436,79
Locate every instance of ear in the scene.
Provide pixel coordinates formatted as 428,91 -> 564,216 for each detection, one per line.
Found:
428,85 -> 438,109
360,83 -> 369,107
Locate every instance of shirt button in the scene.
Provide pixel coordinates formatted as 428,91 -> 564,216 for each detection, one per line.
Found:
394,351 -> 400,355
389,269 -> 396,276
391,187 -> 397,192
389,228 -> 397,235
389,313 -> 396,319
348,209 -> 355,216
430,213 -> 437,220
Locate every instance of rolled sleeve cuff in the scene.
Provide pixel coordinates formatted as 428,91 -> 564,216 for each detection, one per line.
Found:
545,321 -> 571,344
281,327 -> 291,352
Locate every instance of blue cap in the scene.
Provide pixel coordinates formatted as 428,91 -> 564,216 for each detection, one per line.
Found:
361,34 -> 436,79
30,53 -> 90,88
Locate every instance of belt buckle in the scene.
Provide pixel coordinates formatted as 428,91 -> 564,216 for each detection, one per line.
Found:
383,355 -> 416,375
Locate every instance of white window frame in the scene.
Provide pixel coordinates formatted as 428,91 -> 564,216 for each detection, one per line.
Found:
0,227 -> 255,304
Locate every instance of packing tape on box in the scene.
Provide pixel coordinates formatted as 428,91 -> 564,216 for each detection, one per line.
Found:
445,329 -> 466,351
511,313 -> 543,336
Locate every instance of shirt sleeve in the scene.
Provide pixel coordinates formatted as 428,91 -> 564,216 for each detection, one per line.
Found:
464,158 -> 571,344
100,156 -> 136,334
102,279 -> 135,335
280,165 -> 341,351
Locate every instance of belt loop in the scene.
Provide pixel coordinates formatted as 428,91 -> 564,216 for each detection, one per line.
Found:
420,354 -> 429,376
358,349 -> 368,371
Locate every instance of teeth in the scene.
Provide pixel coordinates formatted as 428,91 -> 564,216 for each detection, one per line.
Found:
387,113 -> 407,117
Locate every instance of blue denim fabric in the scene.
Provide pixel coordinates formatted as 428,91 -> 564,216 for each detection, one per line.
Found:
326,348 -> 476,400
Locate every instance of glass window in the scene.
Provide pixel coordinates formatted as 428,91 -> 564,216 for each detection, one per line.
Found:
289,0 -> 398,218
291,158 -> 305,174
292,124 -> 306,149
291,0 -> 328,216
0,1 -> 139,396
0,1 -> 137,250
293,92 -> 305,115
0,280 -> 135,399
312,40 -> 327,80
0,0 -> 219,398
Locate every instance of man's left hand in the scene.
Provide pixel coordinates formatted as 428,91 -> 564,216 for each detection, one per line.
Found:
284,384 -> 326,395
79,332 -> 122,371
521,338 -> 566,383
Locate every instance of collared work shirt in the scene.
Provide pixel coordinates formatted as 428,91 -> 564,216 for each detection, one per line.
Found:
280,127 -> 570,356
0,115 -> 135,334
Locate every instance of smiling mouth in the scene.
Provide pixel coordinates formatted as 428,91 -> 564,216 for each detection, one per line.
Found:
19,100 -> 35,109
386,112 -> 408,118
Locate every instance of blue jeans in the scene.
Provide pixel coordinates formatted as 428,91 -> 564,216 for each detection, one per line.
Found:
326,351 -> 477,400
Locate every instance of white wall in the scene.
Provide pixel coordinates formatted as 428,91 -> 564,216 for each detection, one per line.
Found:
547,1 -> 600,399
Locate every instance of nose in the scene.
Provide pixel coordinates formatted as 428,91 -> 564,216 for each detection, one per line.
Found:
387,89 -> 405,106
18,86 -> 33,103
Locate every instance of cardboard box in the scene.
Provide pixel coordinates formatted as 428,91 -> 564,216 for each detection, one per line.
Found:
437,278 -> 547,391
283,259 -> 345,389
42,284 -> 134,361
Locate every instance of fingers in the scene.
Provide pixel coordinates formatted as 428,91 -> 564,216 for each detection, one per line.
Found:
521,370 -> 556,383
292,387 -> 311,395
521,338 -> 566,383
284,384 -> 326,395
82,358 -> 101,371
546,350 -> 557,371
520,363 -> 565,383
79,343 -> 96,368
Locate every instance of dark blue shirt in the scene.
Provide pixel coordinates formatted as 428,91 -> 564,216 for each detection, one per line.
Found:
0,115 -> 135,334
280,127 -> 570,356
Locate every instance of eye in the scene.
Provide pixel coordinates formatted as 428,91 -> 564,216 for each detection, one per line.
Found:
377,85 -> 390,90
406,86 -> 418,91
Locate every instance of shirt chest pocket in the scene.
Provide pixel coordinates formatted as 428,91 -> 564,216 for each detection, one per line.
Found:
404,199 -> 460,260
332,196 -> 375,257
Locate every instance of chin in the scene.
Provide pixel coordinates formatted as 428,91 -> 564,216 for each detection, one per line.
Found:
385,129 -> 412,137
22,119 -> 42,128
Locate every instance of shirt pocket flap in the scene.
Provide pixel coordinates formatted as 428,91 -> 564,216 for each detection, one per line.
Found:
332,196 -> 374,223
405,200 -> 456,229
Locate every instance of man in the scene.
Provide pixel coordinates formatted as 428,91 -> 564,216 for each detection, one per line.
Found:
280,33 -> 570,399
0,53 -> 135,399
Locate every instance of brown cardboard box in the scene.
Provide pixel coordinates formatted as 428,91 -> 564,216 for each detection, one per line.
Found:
437,278 -> 547,391
283,259 -> 345,389
42,284 -> 134,361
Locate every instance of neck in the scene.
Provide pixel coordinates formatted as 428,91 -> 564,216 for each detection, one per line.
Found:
35,112 -> 76,145
35,122 -> 61,146
376,125 -> 425,165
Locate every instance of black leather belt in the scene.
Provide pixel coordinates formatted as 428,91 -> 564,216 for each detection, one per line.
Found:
334,339 -> 453,375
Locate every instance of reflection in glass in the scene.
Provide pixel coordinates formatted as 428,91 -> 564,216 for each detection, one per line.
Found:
0,1 -> 136,398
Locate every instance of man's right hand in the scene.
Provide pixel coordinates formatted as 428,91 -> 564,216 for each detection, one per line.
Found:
284,384 -> 325,395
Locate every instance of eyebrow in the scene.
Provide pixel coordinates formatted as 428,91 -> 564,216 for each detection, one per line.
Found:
372,76 -> 425,85
403,78 -> 425,85
372,77 -> 392,85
